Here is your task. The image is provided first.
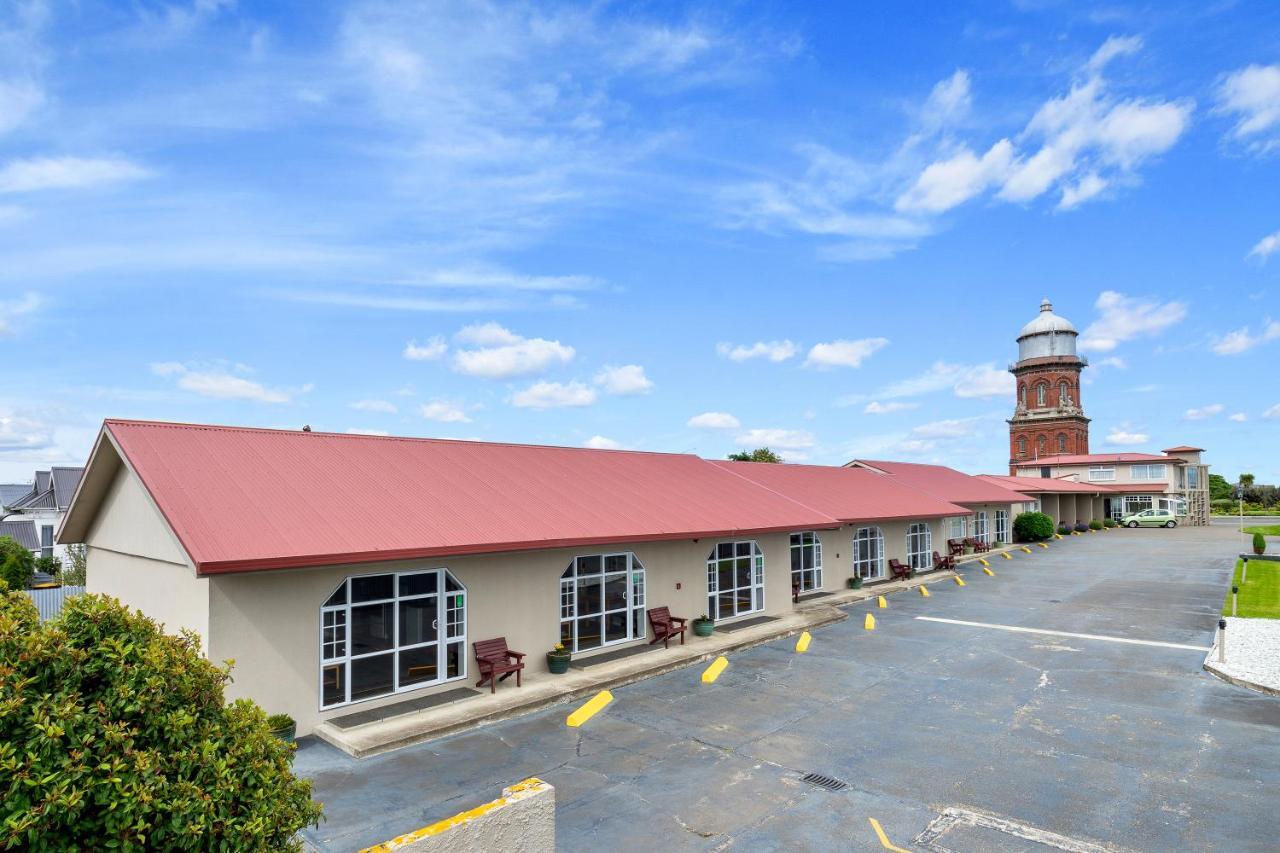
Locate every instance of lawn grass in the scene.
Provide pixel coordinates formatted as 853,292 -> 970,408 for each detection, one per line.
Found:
1243,525 -> 1280,536
1222,558 -> 1280,619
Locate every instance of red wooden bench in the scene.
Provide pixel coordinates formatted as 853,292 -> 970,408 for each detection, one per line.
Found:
933,550 -> 956,571
647,606 -> 688,648
947,538 -> 966,557
473,637 -> 526,694
888,558 -> 913,581
966,537 -> 991,553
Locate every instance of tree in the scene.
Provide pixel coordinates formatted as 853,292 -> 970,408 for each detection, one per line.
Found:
0,535 -> 34,590
1240,473 -> 1255,488
0,591 -> 324,850
62,544 -> 87,586
727,447 -> 783,463
1208,473 -> 1232,502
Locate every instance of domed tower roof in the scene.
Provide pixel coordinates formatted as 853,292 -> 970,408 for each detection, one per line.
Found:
1016,298 -> 1078,361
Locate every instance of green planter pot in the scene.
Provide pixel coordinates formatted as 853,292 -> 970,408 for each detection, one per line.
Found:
546,652 -> 572,674
269,723 -> 296,744
847,577 -> 863,589
692,619 -> 714,638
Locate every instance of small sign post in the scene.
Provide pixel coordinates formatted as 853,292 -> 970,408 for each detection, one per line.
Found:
1232,586 -> 1238,617
1218,618 -> 1227,664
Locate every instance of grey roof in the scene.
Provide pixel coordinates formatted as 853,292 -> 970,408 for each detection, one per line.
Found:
9,488 -> 56,511
51,467 -> 84,511
34,470 -> 51,493
2,467 -> 85,513
1018,298 -> 1078,338
0,519 -> 38,551
0,483 -> 32,510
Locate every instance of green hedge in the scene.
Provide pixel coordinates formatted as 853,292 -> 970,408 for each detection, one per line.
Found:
0,589 -> 323,850
1014,511 -> 1054,542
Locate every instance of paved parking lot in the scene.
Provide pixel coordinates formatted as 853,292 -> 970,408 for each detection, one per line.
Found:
296,525 -> 1280,851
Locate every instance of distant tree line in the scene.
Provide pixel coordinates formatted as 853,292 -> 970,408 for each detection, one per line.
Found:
1210,472 -> 1278,513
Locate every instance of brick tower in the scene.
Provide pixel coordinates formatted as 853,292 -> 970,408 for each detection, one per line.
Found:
1008,298 -> 1089,471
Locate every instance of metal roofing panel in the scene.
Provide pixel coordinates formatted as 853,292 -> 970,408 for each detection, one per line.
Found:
0,483 -> 33,510
8,487 -> 56,510
0,519 -> 38,551
34,470 -> 51,493
51,467 -> 84,511
712,460 -> 972,521
103,420 -> 843,575
1011,453 -> 1176,467
976,474 -> 1102,494
852,460 -> 1035,505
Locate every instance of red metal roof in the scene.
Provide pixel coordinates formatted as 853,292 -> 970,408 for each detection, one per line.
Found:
1162,445 -> 1204,453
1011,452 -> 1177,467
850,460 -> 1034,505
977,474 -> 1102,494
99,420 -> 847,575
712,461 -> 970,522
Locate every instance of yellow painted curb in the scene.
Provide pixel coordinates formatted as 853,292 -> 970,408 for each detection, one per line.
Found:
1001,551 -> 1012,559
702,655 -> 728,684
361,778 -> 551,852
979,558 -> 989,566
954,576 -> 965,586
982,566 -> 995,576
1038,542 -> 1049,549
919,585 -> 930,597
877,595 -> 887,608
868,817 -> 911,853
864,612 -> 876,630
567,690 -> 613,727
1021,546 -> 1032,554
795,631 -> 812,653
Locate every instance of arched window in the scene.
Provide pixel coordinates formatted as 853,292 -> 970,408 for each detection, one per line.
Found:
1036,383 -> 1047,407
1037,435 -> 1048,455
560,553 -> 646,653
707,541 -> 764,621
853,526 -> 884,580
1057,433 -> 1067,453
1017,436 -> 1028,457
974,511 -> 989,544
790,532 -> 823,594
320,568 -> 467,709
1059,381 -> 1069,405
1019,384 -> 1027,407
906,523 -> 932,570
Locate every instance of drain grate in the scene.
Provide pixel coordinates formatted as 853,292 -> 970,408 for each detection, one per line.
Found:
800,772 -> 848,792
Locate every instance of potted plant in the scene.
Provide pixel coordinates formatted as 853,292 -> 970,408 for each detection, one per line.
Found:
1057,523 -> 1072,536
1073,522 -> 1089,533
1088,519 -> 1103,531
847,576 -> 863,589
546,642 -> 572,674
1254,531 -> 1267,556
266,713 -> 296,744
692,614 -> 715,637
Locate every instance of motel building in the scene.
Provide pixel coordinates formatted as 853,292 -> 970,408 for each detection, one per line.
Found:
58,420 -> 1032,737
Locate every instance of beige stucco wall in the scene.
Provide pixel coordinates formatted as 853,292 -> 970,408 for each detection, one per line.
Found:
83,467 -> 208,645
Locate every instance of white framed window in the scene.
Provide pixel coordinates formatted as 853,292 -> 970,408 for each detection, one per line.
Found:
1088,466 -> 1115,481
320,568 -> 467,710
1124,495 -> 1153,514
40,525 -> 54,560
1058,382 -> 1068,404
994,510 -> 1008,544
1036,383 -> 1047,407
707,541 -> 764,621
1186,467 -> 1200,489
1130,464 -> 1167,480
853,527 -> 884,580
906,523 -> 932,571
1017,436 -> 1028,457
1159,498 -> 1188,515
789,532 -> 823,594
974,511 -> 989,544
947,516 -> 967,541
1057,433 -> 1067,453
560,553 -> 646,654
1019,385 -> 1027,407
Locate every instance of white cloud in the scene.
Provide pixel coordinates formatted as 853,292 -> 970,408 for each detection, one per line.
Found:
716,340 -> 798,362
895,140 -> 1014,213
0,80 -> 43,137
583,435 -> 623,450
0,409 -> 55,451
1229,412 -> 1248,422
401,266 -> 599,292
510,380 -> 596,409
347,428 -> 390,436
595,364 -> 653,395
734,428 -> 815,449
953,363 -> 1014,398
1058,172 -> 1108,210
910,418 -> 975,439
0,291 -> 39,337
1247,231 -> 1280,262
403,336 -> 447,360
350,399 -> 398,414
851,361 -> 1012,404
920,69 -> 972,129
1087,35 -> 1143,73
452,325 -> 574,379
0,156 -> 151,193
1106,427 -> 1149,445
687,411 -> 740,429
864,401 -> 918,415
1078,290 -> 1187,352
1097,356 -> 1127,369
1212,321 -> 1280,355
1263,404 -> 1280,420
1183,403 -> 1224,421
420,400 -> 471,423
804,337 -> 889,369
1216,64 -> 1280,153
149,361 -> 302,404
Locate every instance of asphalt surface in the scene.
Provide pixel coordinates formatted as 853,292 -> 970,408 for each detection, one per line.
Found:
295,525 -> 1280,852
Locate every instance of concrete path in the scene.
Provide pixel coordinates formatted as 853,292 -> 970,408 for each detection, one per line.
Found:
295,525 -> 1280,852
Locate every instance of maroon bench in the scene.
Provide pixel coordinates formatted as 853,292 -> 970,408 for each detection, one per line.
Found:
947,538 -> 966,557
933,550 -> 956,571
647,606 -> 688,648
473,637 -> 526,694
889,558 -> 913,581
965,537 -> 991,553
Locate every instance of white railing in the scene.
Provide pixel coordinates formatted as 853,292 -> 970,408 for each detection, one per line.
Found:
24,585 -> 85,621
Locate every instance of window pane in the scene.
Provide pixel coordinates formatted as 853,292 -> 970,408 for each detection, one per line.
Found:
802,547 -> 814,570
399,645 -> 439,687
717,562 -> 733,591
717,591 -> 735,620
351,574 -> 394,603
560,621 -> 574,648
324,584 -> 347,607
604,554 -> 628,573
399,572 -> 438,597
735,559 -> 751,589
717,543 -> 733,559
351,603 -> 395,655
790,547 -> 801,573
754,587 -> 764,611
322,664 -> 344,706
446,642 -> 462,679
577,555 -> 602,575
736,542 -> 751,557
736,588 -> 753,614
399,598 -> 438,646
350,653 -> 394,702
632,608 -> 644,639
604,574 -> 627,611
445,574 -> 462,592
577,576 -> 603,616
577,616 -> 603,651
605,611 -> 629,643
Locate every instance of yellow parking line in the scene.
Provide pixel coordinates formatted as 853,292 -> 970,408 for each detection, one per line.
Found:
864,612 -> 876,630
877,595 -> 887,608
566,690 -> 613,728
954,575 -> 965,586
919,585 -> 930,597
701,655 -> 728,684
795,631 -> 812,653
982,566 -> 995,576
868,817 -> 911,853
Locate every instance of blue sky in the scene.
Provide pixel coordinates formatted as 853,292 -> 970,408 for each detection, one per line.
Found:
1,0 -> 1279,484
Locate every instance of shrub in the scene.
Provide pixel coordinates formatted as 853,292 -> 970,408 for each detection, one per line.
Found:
34,555 -> 62,577
1103,518 -> 1117,528
1013,511 -> 1054,542
0,535 -> 34,590
1210,498 -> 1234,512
62,544 -> 87,586
1255,531 -> 1267,554
0,591 -> 323,850
1089,519 -> 1103,530
1073,522 -> 1089,533
1057,523 -> 1072,535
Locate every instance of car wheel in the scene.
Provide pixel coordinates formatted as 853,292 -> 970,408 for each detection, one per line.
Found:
1127,521 -> 1138,528
1165,520 -> 1176,528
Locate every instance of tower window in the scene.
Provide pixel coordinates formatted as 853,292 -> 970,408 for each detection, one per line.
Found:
1057,433 -> 1067,453
1036,383 -> 1047,407
1059,382 -> 1068,405
1017,436 -> 1027,457
1037,435 -> 1047,455
1019,384 -> 1027,407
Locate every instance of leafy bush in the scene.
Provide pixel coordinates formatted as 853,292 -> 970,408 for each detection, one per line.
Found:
1089,519 -> 1103,530
727,447 -> 782,463
0,591 -> 323,850
0,535 -> 34,590
61,544 -> 87,586
267,713 -> 296,730
35,555 -> 62,576
1013,511 -> 1054,542
1057,523 -> 1072,535
1103,518 -> 1117,528
1073,522 -> 1089,533
1254,532 -> 1267,554
1210,498 -> 1234,512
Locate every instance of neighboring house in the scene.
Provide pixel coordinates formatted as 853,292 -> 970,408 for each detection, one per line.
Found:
60,419 -> 1016,737
0,518 -> 40,555
1,466 -> 85,563
1008,447 -> 1210,526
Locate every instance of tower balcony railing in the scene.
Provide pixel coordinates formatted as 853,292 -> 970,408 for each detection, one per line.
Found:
1008,355 -> 1088,371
